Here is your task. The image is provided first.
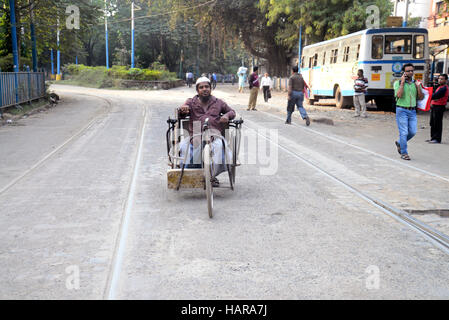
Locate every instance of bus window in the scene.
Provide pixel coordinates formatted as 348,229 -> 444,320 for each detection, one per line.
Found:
413,35 -> 425,59
343,46 -> 350,62
372,35 -> 383,59
301,56 -> 305,68
313,53 -> 318,67
330,49 -> 338,64
385,35 -> 412,54
322,52 -> 326,65
309,57 -> 313,68
356,44 -> 360,60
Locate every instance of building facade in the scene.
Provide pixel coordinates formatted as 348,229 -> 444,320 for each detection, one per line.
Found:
428,0 -> 449,76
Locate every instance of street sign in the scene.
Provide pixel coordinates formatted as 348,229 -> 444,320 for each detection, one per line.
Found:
387,16 -> 403,27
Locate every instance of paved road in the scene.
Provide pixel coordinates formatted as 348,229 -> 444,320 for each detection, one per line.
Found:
1,84 -> 448,299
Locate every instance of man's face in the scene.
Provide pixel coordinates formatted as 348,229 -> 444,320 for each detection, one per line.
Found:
358,71 -> 363,77
404,67 -> 414,79
438,76 -> 447,85
197,82 -> 211,100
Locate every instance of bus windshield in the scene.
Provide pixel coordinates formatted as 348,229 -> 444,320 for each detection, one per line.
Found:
413,35 -> 425,59
385,35 -> 412,54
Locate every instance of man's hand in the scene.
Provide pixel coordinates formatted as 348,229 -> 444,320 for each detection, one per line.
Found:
400,73 -> 406,86
219,115 -> 229,124
179,105 -> 189,114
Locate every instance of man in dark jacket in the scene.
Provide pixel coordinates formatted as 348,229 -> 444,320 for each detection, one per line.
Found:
285,66 -> 310,126
247,66 -> 260,111
427,74 -> 448,144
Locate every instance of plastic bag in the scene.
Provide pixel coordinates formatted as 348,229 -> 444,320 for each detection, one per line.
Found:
417,85 -> 433,111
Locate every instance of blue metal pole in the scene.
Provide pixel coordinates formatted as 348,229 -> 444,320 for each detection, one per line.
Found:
402,0 -> 409,27
105,0 -> 109,69
57,19 -> 60,75
30,1 -> 38,72
9,0 -> 19,104
9,0 -> 19,73
51,49 -> 54,75
105,24 -> 109,69
30,22 -> 38,72
131,1 -> 135,68
76,56 -> 78,65
298,25 -> 302,71
57,50 -> 60,74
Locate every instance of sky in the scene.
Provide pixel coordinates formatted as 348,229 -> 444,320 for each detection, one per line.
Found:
393,0 -> 432,26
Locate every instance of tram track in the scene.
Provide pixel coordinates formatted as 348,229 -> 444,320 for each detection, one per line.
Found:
0,93 -> 114,197
104,104 -> 149,300
257,109 -> 449,184
243,118 -> 449,255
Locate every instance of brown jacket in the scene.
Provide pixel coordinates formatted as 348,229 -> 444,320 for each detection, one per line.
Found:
181,95 -> 236,136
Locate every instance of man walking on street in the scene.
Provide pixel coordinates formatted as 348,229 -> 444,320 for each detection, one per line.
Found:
394,63 -> 424,160
353,69 -> 369,117
260,72 -> 273,103
285,66 -> 310,126
186,71 -> 194,88
247,66 -> 260,111
427,74 -> 448,144
212,72 -> 217,90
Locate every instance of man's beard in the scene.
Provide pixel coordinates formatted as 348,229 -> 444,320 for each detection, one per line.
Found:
199,95 -> 211,103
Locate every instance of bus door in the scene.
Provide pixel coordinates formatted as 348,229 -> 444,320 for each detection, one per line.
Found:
309,54 -> 318,97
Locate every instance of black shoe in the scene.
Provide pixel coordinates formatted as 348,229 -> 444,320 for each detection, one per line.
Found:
428,140 -> 440,144
395,141 -> 401,154
305,117 -> 310,126
285,121 -> 291,125
212,178 -> 220,187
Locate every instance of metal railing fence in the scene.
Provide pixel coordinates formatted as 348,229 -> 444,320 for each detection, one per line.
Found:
0,72 -> 46,109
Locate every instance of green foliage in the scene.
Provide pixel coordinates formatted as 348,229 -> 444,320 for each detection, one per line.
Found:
64,63 -> 176,86
260,0 -> 394,45
0,54 -> 32,71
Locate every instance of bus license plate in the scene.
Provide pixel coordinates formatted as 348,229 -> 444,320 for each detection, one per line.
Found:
371,74 -> 381,81
414,73 -> 423,80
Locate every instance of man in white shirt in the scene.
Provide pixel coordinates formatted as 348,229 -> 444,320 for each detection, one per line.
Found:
260,73 -> 272,102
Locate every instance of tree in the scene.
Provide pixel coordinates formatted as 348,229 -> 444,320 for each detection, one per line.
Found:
0,0 -> 104,70
260,0 -> 394,45
162,0 -> 293,76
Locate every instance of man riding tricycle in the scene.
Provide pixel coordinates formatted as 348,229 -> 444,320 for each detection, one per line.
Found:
166,77 -> 243,218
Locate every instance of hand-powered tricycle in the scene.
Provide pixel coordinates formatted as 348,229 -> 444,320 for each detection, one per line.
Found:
166,110 -> 243,218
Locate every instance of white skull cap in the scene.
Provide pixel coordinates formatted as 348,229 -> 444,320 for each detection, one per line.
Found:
195,77 -> 211,85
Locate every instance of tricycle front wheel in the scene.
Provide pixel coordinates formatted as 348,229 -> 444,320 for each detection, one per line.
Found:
203,144 -> 214,218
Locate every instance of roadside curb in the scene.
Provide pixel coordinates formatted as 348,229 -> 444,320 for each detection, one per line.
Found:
0,101 -> 55,127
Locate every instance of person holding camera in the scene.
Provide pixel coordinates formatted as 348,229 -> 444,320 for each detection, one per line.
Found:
393,63 -> 424,161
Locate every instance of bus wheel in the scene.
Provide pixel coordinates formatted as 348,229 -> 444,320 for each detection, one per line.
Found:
335,86 -> 352,109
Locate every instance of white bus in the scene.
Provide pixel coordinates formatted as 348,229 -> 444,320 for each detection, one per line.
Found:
300,28 -> 429,110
